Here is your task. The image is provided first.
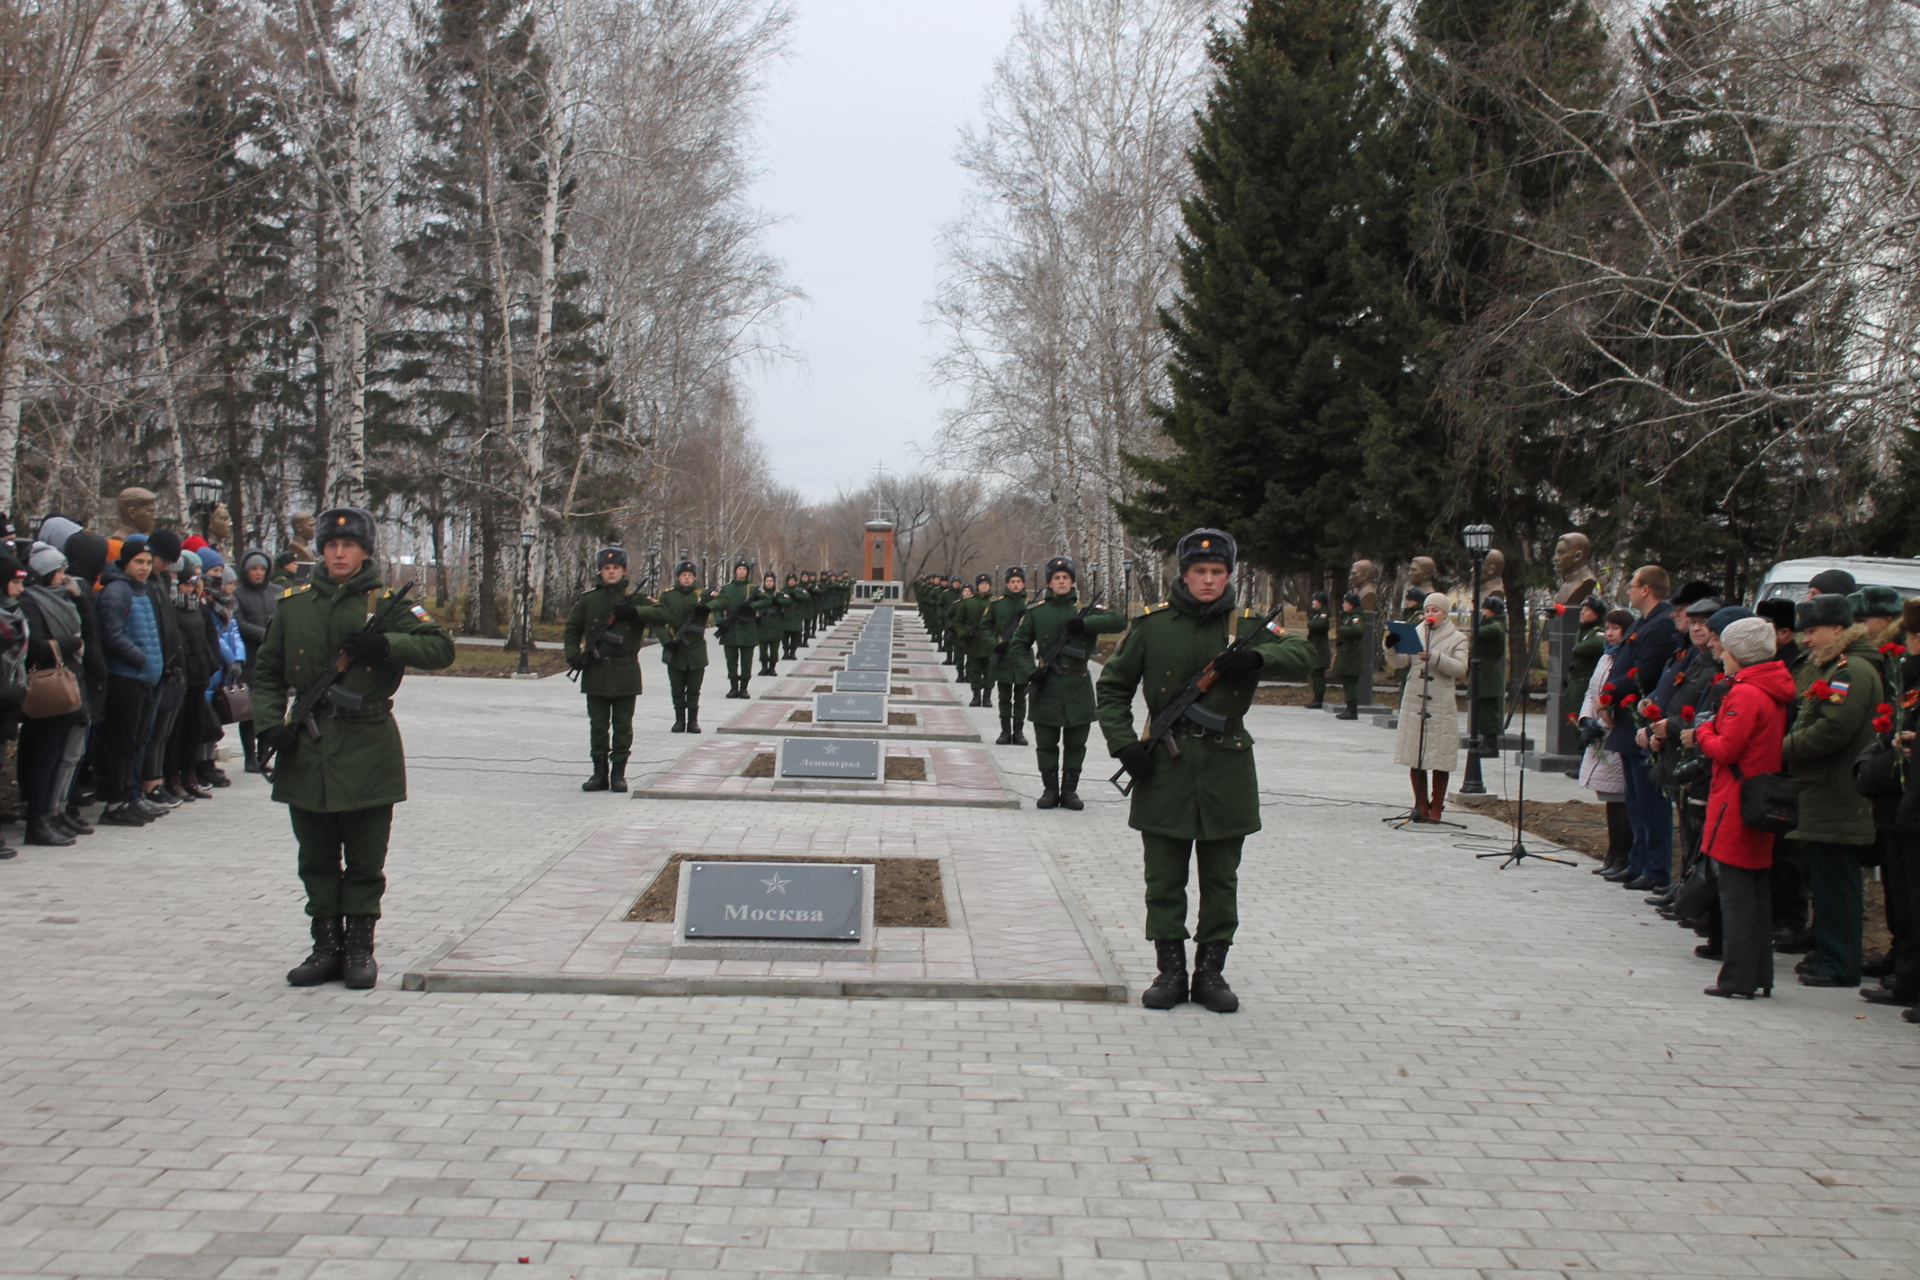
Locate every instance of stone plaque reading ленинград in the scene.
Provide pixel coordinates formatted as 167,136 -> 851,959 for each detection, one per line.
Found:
681,861 -> 865,940
776,737 -> 882,779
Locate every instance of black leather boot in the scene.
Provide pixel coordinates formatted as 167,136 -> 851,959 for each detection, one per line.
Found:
59,807 -> 95,836
24,814 -> 75,846
582,754 -> 609,791
1335,702 -> 1359,720
1011,719 -> 1028,746
1142,939 -> 1188,1009
1191,941 -> 1239,1013
686,708 -> 701,734
287,917 -> 346,986
609,760 -> 629,793
1058,771 -> 1083,811
342,916 -> 378,989
671,710 -> 686,733
1036,769 -> 1060,809
996,716 -> 1013,746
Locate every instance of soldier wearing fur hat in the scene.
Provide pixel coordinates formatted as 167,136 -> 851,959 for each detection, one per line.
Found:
656,561 -> 716,732
714,560 -> 759,699
956,573 -> 996,706
1305,591 -> 1331,708
1331,592 -> 1364,719
1096,528 -> 1316,1013
1009,557 -> 1124,808
253,507 -> 456,989
752,571 -> 784,676
779,573 -> 808,660
564,547 -> 673,790
985,566 -> 1032,744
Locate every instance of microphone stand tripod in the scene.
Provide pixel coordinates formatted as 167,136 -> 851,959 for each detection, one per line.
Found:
1384,626 -> 1464,831
1471,597 -> 1577,868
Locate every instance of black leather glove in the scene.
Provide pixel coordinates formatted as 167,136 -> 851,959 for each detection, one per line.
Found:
341,630 -> 391,661
993,641 -> 1009,657
693,603 -> 712,623
256,723 -> 296,756
224,661 -> 245,684
1063,617 -> 1086,637
1212,648 -> 1263,679
1116,740 -> 1156,785
566,652 -> 590,671
611,603 -> 640,622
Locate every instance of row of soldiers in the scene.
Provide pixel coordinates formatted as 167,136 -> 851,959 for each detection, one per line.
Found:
561,553 -> 851,790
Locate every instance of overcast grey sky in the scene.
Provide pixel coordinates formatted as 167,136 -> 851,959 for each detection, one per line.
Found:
740,0 -> 1027,502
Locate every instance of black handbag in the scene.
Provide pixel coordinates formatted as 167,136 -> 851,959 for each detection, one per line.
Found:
1671,852 -> 1718,922
1854,737 -> 1904,798
1736,765 -> 1801,835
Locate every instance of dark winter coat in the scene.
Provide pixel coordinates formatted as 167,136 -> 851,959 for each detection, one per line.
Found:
1783,625 -> 1883,845
1605,599 -> 1681,753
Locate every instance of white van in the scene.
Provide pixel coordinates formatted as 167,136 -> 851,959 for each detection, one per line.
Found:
1752,556 -> 1920,604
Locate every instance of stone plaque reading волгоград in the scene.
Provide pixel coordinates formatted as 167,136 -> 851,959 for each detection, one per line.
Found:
682,861 -> 865,940
777,737 -> 882,779
814,693 -> 886,722
834,670 -> 890,693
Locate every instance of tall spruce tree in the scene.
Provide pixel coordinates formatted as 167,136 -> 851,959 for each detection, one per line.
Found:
1119,0 -> 1418,574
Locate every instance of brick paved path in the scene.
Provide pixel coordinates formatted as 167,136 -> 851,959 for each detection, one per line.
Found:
3,624 -> 1919,1279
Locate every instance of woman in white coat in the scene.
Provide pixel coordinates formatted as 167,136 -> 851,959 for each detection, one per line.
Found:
1383,592 -> 1471,820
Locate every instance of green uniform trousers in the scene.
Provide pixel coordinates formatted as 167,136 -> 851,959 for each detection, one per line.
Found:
967,655 -> 992,692
996,681 -> 1027,722
586,694 -> 635,762
1142,832 -> 1243,944
1806,840 -> 1865,985
292,804 -> 394,919
1474,696 -> 1503,739
1310,669 -> 1326,700
1341,677 -> 1358,704
1033,722 -> 1089,772
668,666 -> 705,712
724,645 -> 754,681
760,639 -> 780,670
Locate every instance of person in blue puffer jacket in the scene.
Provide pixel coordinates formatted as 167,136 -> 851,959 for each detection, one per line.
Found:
94,538 -> 166,826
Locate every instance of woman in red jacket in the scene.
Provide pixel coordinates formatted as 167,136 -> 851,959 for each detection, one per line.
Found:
1684,616 -> 1796,998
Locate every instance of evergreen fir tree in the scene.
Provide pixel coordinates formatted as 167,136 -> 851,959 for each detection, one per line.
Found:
1119,0 -> 1419,574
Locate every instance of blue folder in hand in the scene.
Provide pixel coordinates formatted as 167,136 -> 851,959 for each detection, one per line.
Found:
1385,620 -> 1427,654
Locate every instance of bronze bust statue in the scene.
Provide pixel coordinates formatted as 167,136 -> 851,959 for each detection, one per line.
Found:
1552,532 -> 1598,604
1348,558 -> 1379,611
110,487 -> 158,541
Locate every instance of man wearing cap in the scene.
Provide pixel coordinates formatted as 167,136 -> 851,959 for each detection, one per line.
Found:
714,560 -> 759,699
956,574 -> 996,706
1306,591 -> 1331,709
752,571 -> 784,676
1331,592 -> 1364,719
1096,528 -> 1316,1012
564,547 -> 673,789
1785,592 -> 1882,988
1471,595 -> 1507,754
254,507 -> 455,990
1807,568 -> 1856,599
270,547 -> 301,590
776,573 -> 805,661
1010,557 -> 1124,809
656,561 -> 716,733
985,567 -> 1032,744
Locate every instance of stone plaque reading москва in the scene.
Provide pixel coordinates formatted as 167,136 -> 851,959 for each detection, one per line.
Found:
814,692 -> 887,723
776,737 -> 882,779
834,670 -> 890,693
682,861 -> 865,940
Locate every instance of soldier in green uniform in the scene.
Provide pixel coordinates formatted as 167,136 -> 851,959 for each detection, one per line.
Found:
753,571 -> 783,676
656,561 -> 715,732
563,547 -> 673,791
269,548 -> 300,590
1332,592 -> 1364,719
1306,590 -> 1331,709
986,567 -> 1032,745
1473,595 -> 1507,752
1012,557 -> 1125,810
780,572 -> 808,660
799,571 -> 818,640
254,507 -> 456,990
1564,596 -> 1605,713
955,573 -> 996,706
714,560 -> 758,698
1097,528 -> 1316,1012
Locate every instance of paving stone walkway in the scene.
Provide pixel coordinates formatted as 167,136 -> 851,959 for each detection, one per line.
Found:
3,611 -> 1920,1280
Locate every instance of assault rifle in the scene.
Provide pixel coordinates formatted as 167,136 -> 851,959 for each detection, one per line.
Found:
259,580 -> 416,776
989,594 -> 1032,657
1026,590 -> 1104,697
568,587 -> 645,682
1109,602 -> 1285,797
660,597 -> 713,658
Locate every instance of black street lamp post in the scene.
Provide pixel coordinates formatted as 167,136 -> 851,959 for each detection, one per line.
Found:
187,475 -> 224,538
1460,523 -> 1494,795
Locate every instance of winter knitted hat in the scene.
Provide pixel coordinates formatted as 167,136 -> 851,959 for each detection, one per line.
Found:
1721,617 -> 1777,667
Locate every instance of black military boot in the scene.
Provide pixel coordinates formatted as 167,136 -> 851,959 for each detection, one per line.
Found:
737,675 -> 751,699
1335,701 -> 1359,720
342,917 -> 378,989
1036,769 -> 1060,809
582,754 -> 610,791
1141,940 -> 1188,1009
686,708 -> 702,734
1011,719 -> 1029,746
996,716 -> 1013,746
671,709 -> 686,733
242,729 -> 260,773
1306,696 -> 1325,710
1190,942 -> 1240,1013
1058,771 -> 1083,811
609,760 -> 629,793
25,813 -> 75,846
287,916 -> 346,986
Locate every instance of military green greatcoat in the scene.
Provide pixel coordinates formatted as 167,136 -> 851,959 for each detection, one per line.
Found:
1566,622 -> 1604,706
1307,607 -> 1331,671
563,581 -> 672,697
1331,611 -> 1365,678
1096,586 -> 1316,840
713,579 -> 757,650
955,592 -> 995,659
1010,590 -> 1125,727
655,583 -> 716,671
253,567 -> 456,812
782,587 -> 810,636
984,592 -> 1031,684
752,586 -> 785,647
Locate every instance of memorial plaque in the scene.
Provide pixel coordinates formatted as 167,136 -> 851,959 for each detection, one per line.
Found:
777,736 -> 882,779
846,652 -> 891,672
814,692 -> 887,723
852,640 -> 890,658
682,861 -> 864,940
834,670 -> 890,693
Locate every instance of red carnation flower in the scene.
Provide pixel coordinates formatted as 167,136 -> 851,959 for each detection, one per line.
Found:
1642,702 -> 1665,721
1875,714 -> 1896,734
1621,694 -> 1639,708
1810,679 -> 1834,699
1602,682 -> 1616,692
1627,667 -> 1640,679
1598,693 -> 1615,708
1681,705 -> 1697,722
1882,642 -> 1905,656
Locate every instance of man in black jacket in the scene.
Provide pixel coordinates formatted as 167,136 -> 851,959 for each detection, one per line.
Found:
1605,566 -> 1682,890
138,529 -> 187,810
232,549 -> 280,771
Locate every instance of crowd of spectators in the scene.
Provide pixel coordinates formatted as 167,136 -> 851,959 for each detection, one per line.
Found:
1573,565 -> 1919,1009
0,515 -> 284,859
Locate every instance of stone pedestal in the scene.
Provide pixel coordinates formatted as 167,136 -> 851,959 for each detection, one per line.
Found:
1535,607 -> 1584,772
